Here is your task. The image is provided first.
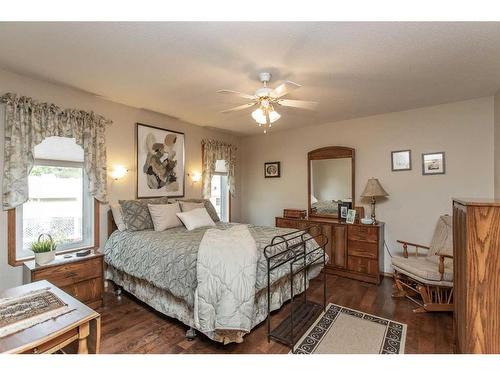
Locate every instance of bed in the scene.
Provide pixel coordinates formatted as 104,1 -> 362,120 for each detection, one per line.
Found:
104,211 -> 325,344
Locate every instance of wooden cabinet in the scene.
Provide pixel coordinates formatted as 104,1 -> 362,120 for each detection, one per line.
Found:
23,252 -> 104,309
276,216 -> 384,284
453,199 -> 500,353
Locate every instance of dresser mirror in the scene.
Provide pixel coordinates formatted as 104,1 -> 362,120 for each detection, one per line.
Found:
308,146 -> 355,218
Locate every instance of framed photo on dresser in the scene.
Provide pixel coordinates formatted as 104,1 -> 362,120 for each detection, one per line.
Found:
136,123 -> 185,198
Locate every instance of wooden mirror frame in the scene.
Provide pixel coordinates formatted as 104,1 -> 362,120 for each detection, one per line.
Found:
307,146 -> 355,219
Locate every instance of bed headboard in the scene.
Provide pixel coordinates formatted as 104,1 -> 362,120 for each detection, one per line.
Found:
107,209 -> 118,238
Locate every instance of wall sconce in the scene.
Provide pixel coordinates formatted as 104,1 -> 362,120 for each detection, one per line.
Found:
188,172 -> 202,183
110,165 -> 128,180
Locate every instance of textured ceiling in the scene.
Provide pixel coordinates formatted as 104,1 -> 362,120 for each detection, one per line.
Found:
1,22 -> 500,135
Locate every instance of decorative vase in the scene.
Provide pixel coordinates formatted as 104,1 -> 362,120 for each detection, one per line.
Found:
35,250 -> 55,265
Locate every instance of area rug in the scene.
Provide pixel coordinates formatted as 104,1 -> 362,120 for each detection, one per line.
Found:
293,303 -> 407,354
0,288 -> 75,338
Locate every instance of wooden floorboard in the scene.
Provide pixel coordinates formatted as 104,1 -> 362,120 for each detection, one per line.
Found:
97,275 -> 454,354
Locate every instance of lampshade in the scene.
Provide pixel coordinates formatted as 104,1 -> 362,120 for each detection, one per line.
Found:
251,108 -> 267,124
361,178 -> 389,197
251,107 -> 281,125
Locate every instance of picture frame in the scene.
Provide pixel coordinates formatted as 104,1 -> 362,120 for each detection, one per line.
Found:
346,209 -> 357,224
391,150 -> 412,171
136,123 -> 185,198
337,201 -> 352,221
422,152 -> 445,175
264,161 -> 281,178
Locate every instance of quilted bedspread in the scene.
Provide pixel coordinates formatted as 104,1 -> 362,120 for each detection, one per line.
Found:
104,223 -> 324,309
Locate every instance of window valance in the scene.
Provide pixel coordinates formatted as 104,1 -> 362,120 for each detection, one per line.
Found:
1,93 -> 111,209
201,139 -> 237,198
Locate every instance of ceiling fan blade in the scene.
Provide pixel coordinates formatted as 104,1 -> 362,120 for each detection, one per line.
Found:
217,89 -> 256,100
277,99 -> 318,110
271,81 -> 302,98
221,102 -> 256,113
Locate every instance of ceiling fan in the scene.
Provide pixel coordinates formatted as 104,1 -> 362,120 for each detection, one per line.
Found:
217,72 -> 318,133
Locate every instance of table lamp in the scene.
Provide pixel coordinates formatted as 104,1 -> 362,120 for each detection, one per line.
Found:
361,178 -> 389,224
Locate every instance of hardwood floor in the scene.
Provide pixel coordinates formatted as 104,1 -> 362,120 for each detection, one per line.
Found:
97,275 -> 454,354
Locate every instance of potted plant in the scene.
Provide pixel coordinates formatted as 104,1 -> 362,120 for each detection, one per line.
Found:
31,234 -> 56,265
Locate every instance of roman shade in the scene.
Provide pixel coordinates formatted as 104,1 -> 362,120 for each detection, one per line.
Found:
1,93 -> 111,209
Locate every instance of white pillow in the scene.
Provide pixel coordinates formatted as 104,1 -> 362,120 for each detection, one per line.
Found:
176,208 -> 216,231
179,201 -> 205,212
110,204 -> 127,231
148,202 -> 183,231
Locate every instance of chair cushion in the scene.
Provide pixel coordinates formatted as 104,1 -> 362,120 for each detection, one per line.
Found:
428,215 -> 453,258
391,256 -> 453,282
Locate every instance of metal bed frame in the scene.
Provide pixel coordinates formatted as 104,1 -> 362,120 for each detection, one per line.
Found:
264,225 -> 327,353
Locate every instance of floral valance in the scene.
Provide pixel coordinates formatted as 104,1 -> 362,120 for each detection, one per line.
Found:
201,139 -> 237,199
1,93 -> 111,210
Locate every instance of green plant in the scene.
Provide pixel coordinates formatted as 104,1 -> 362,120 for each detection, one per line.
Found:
31,237 -> 56,254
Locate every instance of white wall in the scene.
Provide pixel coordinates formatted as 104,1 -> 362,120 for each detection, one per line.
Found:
241,97 -> 495,272
0,68 -> 241,290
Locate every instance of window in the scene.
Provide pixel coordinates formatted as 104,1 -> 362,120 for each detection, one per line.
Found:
209,160 -> 230,222
10,137 -> 96,264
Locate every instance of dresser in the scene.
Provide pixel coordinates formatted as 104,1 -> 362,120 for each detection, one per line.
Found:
23,251 -> 104,309
453,199 -> 500,354
276,216 -> 384,284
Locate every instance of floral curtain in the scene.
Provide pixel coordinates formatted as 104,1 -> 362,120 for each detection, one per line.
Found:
201,139 -> 237,198
1,93 -> 111,210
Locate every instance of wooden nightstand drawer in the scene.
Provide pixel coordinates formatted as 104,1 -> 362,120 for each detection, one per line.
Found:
348,225 -> 378,243
348,240 -> 378,259
61,278 -> 103,306
32,257 -> 102,287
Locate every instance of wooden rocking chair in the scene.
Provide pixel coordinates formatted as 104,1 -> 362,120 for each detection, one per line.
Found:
391,215 -> 453,313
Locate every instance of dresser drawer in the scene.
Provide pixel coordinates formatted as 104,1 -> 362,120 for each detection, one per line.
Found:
348,225 -> 378,243
61,277 -> 103,305
347,256 -> 379,275
276,217 -> 302,229
348,240 -> 378,259
32,257 -> 102,287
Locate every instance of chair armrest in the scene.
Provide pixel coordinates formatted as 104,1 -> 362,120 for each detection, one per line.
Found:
397,240 -> 430,258
438,254 -> 453,278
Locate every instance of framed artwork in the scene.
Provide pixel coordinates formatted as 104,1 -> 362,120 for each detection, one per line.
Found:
136,123 -> 185,198
346,209 -> 357,224
391,150 -> 411,171
337,201 -> 352,221
422,152 -> 445,175
264,161 -> 281,178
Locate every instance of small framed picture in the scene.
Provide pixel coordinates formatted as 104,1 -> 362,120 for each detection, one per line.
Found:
391,150 -> 411,171
264,161 -> 281,178
337,201 -> 352,221
346,209 -> 357,224
422,152 -> 445,175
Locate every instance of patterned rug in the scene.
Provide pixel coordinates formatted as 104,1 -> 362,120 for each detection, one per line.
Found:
0,288 -> 75,338
293,303 -> 406,354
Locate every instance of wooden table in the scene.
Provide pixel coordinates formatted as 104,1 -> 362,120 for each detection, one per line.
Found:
0,280 -> 100,354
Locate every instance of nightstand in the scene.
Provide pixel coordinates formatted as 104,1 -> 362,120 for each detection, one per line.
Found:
23,250 -> 104,309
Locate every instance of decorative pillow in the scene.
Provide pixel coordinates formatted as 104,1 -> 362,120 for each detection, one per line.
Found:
148,202 -> 183,231
119,197 -> 169,231
179,201 -> 204,212
176,208 -> 216,231
110,204 -> 127,231
177,199 -> 220,222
